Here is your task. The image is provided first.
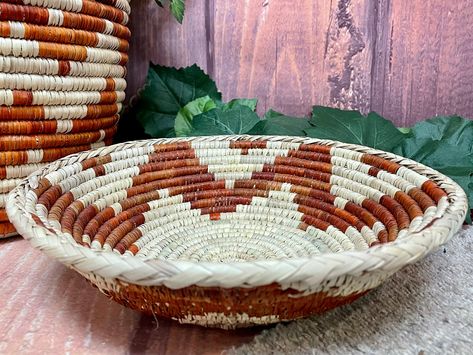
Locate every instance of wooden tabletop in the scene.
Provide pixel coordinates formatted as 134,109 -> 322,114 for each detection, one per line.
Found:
0,237 -> 263,354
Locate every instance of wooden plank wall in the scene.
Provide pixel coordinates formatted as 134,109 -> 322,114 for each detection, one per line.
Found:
126,0 -> 473,127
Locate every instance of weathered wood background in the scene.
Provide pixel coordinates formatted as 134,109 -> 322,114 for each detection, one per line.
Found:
126,0 -> 473,127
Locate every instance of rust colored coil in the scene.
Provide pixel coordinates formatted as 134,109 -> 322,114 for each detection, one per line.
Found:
0,140 -> 112,166
0,56 -> 127,78
0,22 -> 129,52
92,0 -> 131,14
0,221 -> 16,236
2,0 -> 130,23
0,3 -> 131,40
0,103 -> 122,120
0,89 -> 125,106
0,126 -> 116,150
0,74 -> 126,92
0,116 -> 119,135
0,38 -> 128,65
0,208 -> 8,222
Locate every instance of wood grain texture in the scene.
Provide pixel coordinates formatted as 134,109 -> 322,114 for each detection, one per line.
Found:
0,238 -> 260,355
210,0 -> 375,116
371,0 -> 473,126
125,0 -> 210,100
125,0 -> 473,128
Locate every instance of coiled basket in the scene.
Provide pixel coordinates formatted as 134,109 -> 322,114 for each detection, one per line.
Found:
0,0 -> 131,237
7,136 -> 468,329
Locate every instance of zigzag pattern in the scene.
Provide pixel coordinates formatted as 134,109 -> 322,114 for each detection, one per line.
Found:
7,136 -> 467,295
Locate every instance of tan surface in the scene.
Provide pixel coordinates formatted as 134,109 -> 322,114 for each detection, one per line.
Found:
0,237 -> 261,354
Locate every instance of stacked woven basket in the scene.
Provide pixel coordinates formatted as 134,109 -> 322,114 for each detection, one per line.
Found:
0,0 -> 131,237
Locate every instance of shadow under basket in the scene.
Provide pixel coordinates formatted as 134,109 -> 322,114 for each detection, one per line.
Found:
7,136 -> 468,329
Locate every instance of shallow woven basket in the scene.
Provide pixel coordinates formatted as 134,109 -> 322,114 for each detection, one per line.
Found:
7,136 -> 468,329
0,0 -> 130,237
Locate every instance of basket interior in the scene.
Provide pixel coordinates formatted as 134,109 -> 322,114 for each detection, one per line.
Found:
29,139 -> 449,263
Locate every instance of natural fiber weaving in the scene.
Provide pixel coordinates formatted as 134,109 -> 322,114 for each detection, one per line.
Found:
0,56 -> 127,77
0,74 -> 127,91
0,117 -> 119,134
0,141 -> 109,166
0,38 -> 128,64
0,3 -> 131,38
2,0 -> 130,24
0,89 -> 125,106
0,103 -> 122,120
7,136 -> 468,328
0,178 -> 22,193
230,226 -> 473,354
0,127 -> 116,150
0,22 -> 130,51
0,0 -> 130,237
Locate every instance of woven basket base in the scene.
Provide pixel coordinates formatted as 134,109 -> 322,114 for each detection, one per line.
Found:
94,280 -> 369,329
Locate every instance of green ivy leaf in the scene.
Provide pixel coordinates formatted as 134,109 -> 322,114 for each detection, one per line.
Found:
174,96 -> 217,137
135,109 -> 176,138
190,105 -> 260,136
154,0 -> 185,23
305,106 -> 407,151
399,116 -> 473,153
362,112 -> 409,150
393,116 -> 473,223
249,110 -> 311,136
148,63 -> 221,105
136,64 -> 221,138
398,127 -> 412,134
170,0 -> 185,23
220,98 -> 258,111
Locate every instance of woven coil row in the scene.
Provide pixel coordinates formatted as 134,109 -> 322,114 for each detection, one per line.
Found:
0,0 -> 130,237
6,136 -> 467,327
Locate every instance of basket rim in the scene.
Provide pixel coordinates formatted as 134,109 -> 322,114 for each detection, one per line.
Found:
6,135 -> 468,291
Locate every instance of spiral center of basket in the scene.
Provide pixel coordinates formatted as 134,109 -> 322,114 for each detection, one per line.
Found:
136,218 -> 335,262
30,138 -> 449,263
